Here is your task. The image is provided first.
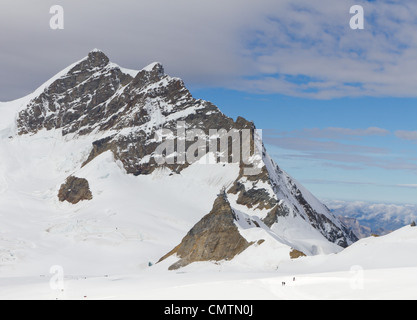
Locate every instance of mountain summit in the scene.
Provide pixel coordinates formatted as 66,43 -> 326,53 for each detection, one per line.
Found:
1,50 -> 356,272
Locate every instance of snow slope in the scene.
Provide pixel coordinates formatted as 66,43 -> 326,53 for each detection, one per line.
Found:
0,51 -> 352,278
1,225 -> 416,300
2,51 -> 414,299
0,126 -> 241,276
1,115 -> 415,299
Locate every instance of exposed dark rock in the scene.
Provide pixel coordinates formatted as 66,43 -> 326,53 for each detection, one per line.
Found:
16,50 -> 263,179
293,190 -> 358,247
236,187 -> 277,210
158,192 -> 253,270
289,248 -> 306,259
17,50 -> 358,259
262,204 -> 291,228
58,176 -> 93,204
17,50 -> 132,136
82,135 -> 116,167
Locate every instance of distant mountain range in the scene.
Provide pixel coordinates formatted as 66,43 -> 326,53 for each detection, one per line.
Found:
325,199 -> 417,238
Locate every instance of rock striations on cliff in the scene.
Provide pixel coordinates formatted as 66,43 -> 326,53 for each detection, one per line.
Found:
9,49 -> 357,270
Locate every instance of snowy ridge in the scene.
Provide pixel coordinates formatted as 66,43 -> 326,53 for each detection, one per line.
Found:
2,49 -> 354,276
1,50 -> 416,299
0,129 -> 241,275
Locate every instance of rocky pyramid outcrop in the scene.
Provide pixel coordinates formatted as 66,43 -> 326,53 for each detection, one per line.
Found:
158,191 -> 253,270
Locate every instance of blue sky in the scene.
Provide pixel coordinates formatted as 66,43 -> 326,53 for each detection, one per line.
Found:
1,0 -> 416,204
190,88 -> 417,204
188,0 -> 417,205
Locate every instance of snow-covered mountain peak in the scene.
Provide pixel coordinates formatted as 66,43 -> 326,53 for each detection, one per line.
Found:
141,61 -> 164,74
1,50 -> 357,273
89,48 -> 104,53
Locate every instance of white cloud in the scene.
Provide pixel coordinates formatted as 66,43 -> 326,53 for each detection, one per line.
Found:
395,130 -> 417,141
236,1 -> 417,98
397,184 -> 417,188
265,125 -> 417,174
264,137 -> 387,154
1,0 -> 417,100
272,127 -> 390,139
0,0 -> 275,100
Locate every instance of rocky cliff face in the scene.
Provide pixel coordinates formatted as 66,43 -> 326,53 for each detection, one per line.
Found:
17,50 -> 239,176
158,192 -> 253,270
15,50 -> 357,270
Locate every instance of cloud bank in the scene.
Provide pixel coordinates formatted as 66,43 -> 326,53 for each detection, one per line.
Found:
1,1 -> 417,100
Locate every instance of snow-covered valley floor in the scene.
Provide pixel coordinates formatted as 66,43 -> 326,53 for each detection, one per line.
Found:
2,225 -> 417,300
2,265 -> 417,300
1,91 -> 417,300
1,129 -> 416,300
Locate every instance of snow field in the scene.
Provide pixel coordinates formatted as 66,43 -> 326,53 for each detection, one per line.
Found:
1,265 -> 416,300
1,55 -> 417,300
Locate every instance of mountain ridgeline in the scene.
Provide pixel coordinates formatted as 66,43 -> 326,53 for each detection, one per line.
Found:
14,50 -> 357,269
